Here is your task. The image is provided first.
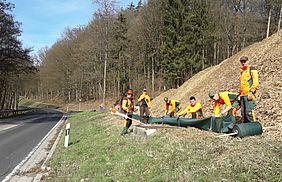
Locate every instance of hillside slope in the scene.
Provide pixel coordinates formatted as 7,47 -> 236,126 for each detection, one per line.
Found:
151,30 -> 282,135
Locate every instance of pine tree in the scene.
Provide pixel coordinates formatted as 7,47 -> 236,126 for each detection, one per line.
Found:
160,0 -> 208,88
111,12 -> 129,96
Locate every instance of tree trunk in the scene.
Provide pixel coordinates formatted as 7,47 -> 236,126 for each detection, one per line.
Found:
68,91 -> 71,103
217,41 -> 220,65
202,47 -> 205,69
117,72 -> 120,98
15,93 -> 18,110
266,7 -> 272,38
8,91 -> 12,109
103,52 -> 107,106
75,87 -> 78,102
99,80 -> 103,100
278,5 -> 282,31
227,39 -> 230,58
147,59 -> 150,85
143,54 -> 146,78
213,42 -> 217,66
151,56 -> 155,97
1,86 -> 7,110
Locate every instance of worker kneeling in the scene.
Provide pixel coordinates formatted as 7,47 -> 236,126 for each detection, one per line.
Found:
121,89 -> 134,135
164,97 -> 182,117
177,96 -> 203,119
209,91 -> 240,117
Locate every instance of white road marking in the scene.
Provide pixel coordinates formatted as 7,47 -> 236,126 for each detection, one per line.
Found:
0,124 -> 18,132
2,115 -> 66,182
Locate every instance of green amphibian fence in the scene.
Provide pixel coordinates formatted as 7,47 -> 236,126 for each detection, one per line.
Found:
132,114 -> 263,138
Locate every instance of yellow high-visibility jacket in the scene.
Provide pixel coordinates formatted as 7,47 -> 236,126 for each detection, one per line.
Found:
137,94 -> 151,108
165,99 -> 181,113
122,97 -> 134,113
240,65 -> 259,96
179,102 -> 203,118
214,92 -> 238,116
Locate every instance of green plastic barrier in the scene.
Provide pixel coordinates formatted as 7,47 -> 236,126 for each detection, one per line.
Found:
232,122 -> 263,137
131,114 -> 262,136
147,115 -> 236,133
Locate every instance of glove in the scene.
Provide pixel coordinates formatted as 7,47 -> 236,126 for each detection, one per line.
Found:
232,107 -> 240,116
247,93 -> 255,101
250,89 -> 256,94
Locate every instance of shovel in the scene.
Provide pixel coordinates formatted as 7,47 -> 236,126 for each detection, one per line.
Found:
144,99 -> 155,117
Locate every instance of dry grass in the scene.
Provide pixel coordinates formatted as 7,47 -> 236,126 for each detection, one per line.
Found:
151,30 -> 282,139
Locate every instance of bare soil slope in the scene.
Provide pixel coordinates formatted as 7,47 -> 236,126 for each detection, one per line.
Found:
152,30 -> 282,137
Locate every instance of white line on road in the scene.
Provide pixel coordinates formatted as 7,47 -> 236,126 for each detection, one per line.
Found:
0,124 -> 18,132
2,115 -> 66,182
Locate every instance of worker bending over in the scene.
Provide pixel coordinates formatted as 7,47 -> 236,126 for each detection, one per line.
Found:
209,91 -> 240,117
164,97 -> 182,117
178,96 -> 203,119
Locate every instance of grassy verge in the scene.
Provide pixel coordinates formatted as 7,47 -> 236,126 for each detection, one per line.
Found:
19,99 -> 58,109
46,112 -> 281,182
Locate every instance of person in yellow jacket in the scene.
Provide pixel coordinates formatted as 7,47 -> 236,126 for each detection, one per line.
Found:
239,56 -> 259,122
178,96 -> 203,119
121,89 -> 134,135
164,97 -> 182,117
137,88 -> 151,123
209,91 -> 240,117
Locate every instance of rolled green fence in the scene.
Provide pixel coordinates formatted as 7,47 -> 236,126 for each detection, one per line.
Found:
232,122 -> 263,138
132,114 -> 263,137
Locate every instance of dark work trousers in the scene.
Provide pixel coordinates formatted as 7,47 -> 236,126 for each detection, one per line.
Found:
124,113 -> 133,128
140,106 -> 150,123
241,96 -> 256,123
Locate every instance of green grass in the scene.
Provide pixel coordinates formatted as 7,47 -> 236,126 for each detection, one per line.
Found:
46,112 -> 281,182
19,99 -> 58,109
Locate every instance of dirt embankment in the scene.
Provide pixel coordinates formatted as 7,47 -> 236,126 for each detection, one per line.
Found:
151,30 -> 282,137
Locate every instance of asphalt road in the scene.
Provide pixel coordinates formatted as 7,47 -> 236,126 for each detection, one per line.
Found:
0,108 -> 63,181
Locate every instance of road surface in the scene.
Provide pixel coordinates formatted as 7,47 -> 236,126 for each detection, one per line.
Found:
0,108 -> 63,181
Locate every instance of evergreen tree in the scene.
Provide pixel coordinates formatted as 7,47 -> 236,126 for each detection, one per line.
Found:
160,0 -> 208,88
111,12 -> 130,96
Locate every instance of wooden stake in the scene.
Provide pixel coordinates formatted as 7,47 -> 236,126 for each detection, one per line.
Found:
215,132 -> 237,138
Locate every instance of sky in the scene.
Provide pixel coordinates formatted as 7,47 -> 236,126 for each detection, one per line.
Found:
9,0 -> 139,54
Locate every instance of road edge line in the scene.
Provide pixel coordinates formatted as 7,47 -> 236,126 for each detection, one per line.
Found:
41,115 -> 66,169
2,113 -> 65,182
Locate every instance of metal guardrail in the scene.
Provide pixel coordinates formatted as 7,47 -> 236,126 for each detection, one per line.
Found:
0,108 -> 33,118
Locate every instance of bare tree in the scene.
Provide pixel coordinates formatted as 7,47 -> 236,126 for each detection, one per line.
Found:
278,5 -> 282,31
93,0 -> 117,106
267,6 -> 272,38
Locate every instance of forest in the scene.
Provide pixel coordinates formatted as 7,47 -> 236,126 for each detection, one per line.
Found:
1,0 -> 282,109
